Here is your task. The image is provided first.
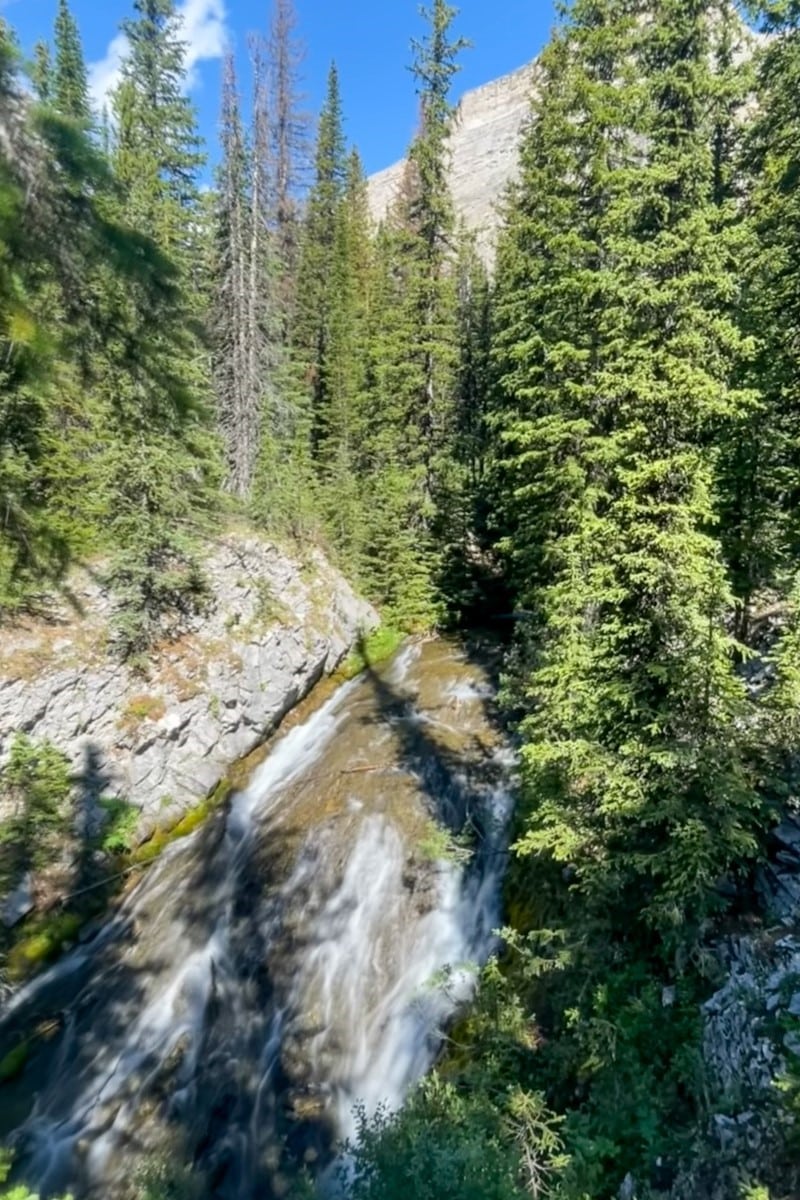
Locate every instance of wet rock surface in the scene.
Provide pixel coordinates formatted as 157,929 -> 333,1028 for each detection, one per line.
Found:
0,640 -> 514,1200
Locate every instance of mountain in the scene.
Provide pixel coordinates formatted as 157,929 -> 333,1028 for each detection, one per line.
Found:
367,60 -> 537,260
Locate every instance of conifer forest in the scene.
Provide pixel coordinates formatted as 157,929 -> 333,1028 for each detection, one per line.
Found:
2,1 -> 800,1199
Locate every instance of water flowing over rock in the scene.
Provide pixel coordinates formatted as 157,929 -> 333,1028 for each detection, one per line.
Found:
0,640 -> 515,1199
0,534 -> 377,849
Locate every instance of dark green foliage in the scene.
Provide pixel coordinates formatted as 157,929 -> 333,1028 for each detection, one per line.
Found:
53,0 -> 90,123
345,1086 -> 532,1200
113,0 -> 205,256
0,734 -> 72,889
30,42 -> 53,105
494,0 -> 762,941
344,1 -> 468,628
4,1 -> 800,1196
96,797 -> 139,855
0,6 -> 219,642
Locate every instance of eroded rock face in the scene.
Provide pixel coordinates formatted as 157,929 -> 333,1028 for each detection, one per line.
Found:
667,817 -> 800,1200
367,61 -> 537,262
0,535 -> 378,846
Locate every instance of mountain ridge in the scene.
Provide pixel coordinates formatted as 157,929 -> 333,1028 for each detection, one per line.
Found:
367,59 -> 537,260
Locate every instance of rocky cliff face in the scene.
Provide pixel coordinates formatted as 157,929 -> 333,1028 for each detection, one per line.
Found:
0,534 -> 377,882
367,60 -> 537,261
679,827 -> 800,1200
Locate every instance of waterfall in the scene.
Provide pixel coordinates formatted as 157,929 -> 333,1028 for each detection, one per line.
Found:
0,640 -> 514,1200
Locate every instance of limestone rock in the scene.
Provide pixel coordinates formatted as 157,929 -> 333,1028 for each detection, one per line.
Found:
368,61 -> 537,262
0,534 -> 378,862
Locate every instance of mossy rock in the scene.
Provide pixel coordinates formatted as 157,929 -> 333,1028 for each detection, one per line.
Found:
0,1040 -> 28,1083
6,911 -> 83,980
336,627 -> 405,681
130,779 -> 231,865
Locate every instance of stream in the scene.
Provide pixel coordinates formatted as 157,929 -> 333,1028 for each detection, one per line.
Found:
0,639 -> 515,1199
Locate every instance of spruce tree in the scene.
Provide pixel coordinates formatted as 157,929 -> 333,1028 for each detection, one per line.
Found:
496,0 -> 761,938
316,147 -> 372,568
358,1 -> 466,627
724,1 -> 800,628
444,229 -> 494,614
212,51 -> 255,499
405,0 -> 466,511
31,41 -> 53,105
294,62 -> 348,458
102,0 -> 218,655
53,0 -> 90,123
112,0 -> 205,260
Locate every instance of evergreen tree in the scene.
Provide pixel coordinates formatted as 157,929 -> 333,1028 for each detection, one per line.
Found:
112,0 -> 205,259
357,1 -> 467,627
316,147 -> 372,567
103,0 -> 219,655
211,51 -> 255,499
294,62 -> 348,459
443,229 -> 495,615
496,0 -> 761,938
405,0 -> 467,512
722,0 -> 800,633
53,0 -> 90,123
31,40 -> 53,105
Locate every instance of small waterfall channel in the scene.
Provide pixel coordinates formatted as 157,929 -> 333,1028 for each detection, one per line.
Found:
0,639 -> 516,1199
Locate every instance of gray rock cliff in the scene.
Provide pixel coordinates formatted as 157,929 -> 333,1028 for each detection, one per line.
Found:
0,534 -> 377,854
368,61 -> 537,261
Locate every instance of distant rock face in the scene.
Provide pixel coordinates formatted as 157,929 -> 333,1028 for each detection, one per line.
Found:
367,61 -> 537,261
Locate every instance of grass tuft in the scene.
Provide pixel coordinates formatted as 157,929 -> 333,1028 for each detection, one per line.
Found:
336,626 -> 405,681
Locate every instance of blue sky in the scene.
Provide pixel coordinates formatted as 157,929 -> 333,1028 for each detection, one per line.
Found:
5,0 -> 557,175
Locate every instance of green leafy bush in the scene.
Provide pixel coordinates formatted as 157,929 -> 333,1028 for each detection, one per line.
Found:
97,797 -> 139,854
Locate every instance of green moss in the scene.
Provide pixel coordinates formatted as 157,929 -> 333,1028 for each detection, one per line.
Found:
7,911 -> 83,980
336,626 -> 405,681
130,780 -> 231,866
0,1041 -> 29,1083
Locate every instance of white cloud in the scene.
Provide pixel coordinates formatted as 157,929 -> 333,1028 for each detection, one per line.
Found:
89,0 -> 228,110
89,31 -> 129,110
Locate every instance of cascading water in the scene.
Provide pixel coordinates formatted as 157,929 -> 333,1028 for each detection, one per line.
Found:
0,639 -> 515,1199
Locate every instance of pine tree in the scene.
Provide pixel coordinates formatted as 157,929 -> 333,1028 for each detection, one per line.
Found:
101,0 -> 219,655
443,229 -> 495,615
294,62 -> 348,458
31,40 -> 53,105
112,0 -> 205,260
405,0 -> 467,510
211,51 -> 255,498
53,0 -> 90,124
496,0 -> 761,938
357,0 -> 466,627
722,1 -> 800,631
316,147 -> 372,567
